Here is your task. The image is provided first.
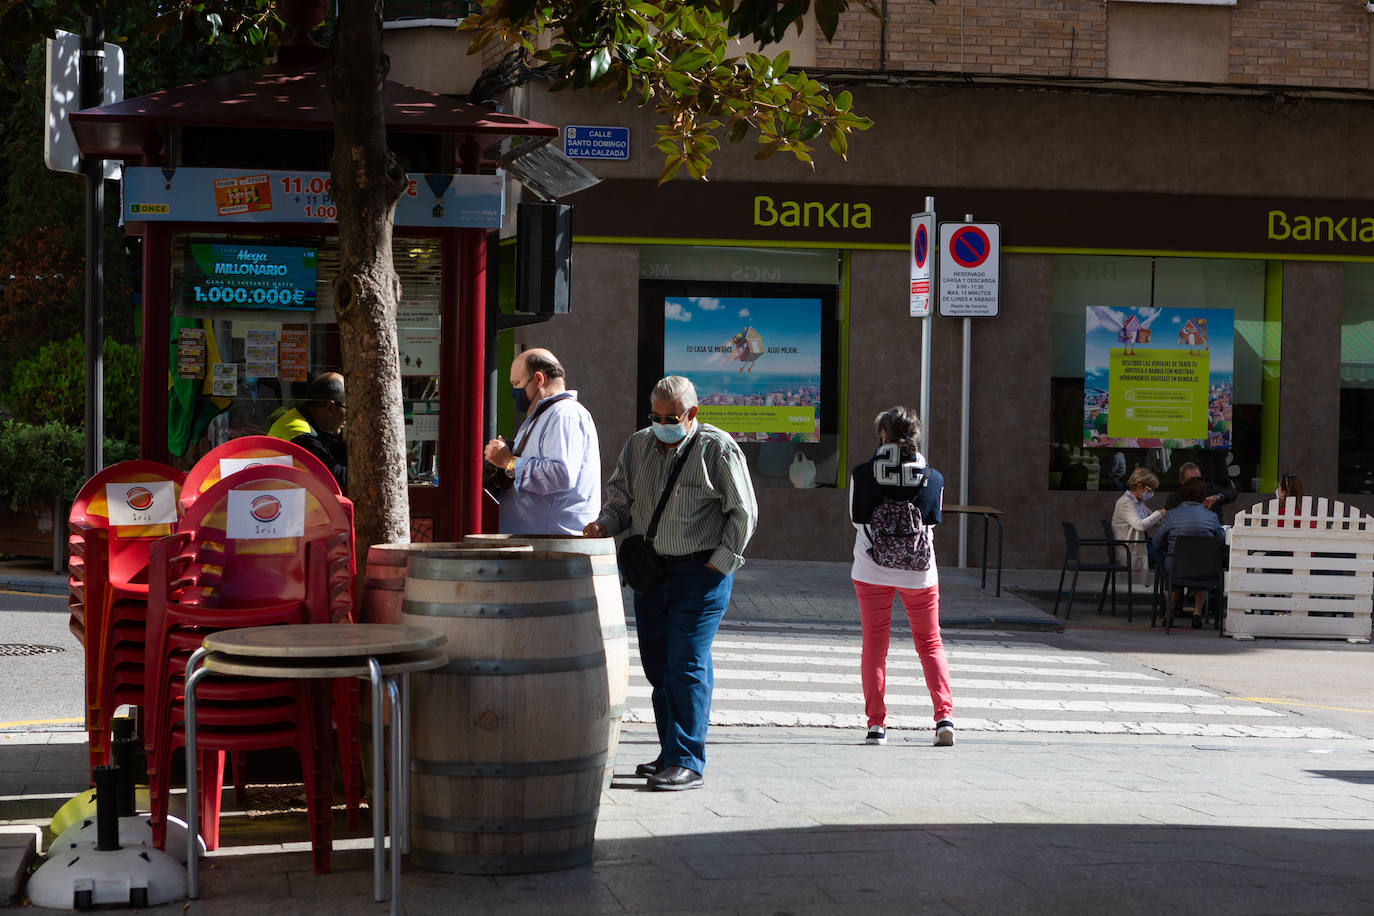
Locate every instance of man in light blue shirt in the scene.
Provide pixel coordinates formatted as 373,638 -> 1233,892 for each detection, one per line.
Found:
483,349 -> 601,534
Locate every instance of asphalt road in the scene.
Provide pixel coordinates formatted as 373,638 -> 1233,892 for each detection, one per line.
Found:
0,591 -> 83,732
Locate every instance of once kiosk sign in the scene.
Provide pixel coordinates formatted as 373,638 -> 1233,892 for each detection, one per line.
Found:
938,222 -> 1000,317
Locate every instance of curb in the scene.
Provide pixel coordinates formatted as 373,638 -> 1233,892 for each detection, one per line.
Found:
942,615 -> 1064,632
0,830 -> 38,906
0,577 -> 67,596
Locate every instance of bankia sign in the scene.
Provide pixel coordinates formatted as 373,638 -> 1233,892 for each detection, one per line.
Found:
573,179 -> 1374,257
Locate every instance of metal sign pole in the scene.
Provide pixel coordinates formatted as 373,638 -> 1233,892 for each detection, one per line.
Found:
919,196 -> 933,457
81,11 -> 105,477
957,212 -> 973,570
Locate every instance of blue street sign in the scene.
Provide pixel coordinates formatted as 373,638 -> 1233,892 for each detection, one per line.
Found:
564,125 -> 630,160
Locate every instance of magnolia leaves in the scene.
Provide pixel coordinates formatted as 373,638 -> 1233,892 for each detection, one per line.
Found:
461,0 -> 875,183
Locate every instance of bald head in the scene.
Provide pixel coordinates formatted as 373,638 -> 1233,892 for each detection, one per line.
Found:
512,348 -> 567,400
304,371 -> 346,433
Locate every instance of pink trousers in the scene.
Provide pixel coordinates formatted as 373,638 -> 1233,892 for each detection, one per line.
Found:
854,579 -> 953,728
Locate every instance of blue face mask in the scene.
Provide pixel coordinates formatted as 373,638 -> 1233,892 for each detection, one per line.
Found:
652,421 -> 688,444
511,384 -> 532,413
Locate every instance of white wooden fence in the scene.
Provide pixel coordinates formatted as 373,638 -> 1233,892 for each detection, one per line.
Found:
1224,497 -> 1374,643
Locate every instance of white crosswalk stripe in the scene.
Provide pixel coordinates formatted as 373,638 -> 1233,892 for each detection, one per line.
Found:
624,630 -> 1361,740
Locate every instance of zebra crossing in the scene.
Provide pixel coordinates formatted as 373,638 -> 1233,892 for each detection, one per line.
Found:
623,623 -> 1360,741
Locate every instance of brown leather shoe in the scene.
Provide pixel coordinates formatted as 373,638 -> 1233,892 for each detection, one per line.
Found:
648,766 -> 703,791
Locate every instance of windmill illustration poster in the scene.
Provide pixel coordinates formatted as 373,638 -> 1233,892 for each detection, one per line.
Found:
663,296 -> 822,442
1083,306 -> 1234,449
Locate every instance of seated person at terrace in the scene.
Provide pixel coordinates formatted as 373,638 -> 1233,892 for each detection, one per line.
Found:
1152,476 -> 1224,627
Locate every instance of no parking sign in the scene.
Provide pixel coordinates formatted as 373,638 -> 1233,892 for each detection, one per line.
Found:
910,211 -> 934,317
938,222 -> 1001,317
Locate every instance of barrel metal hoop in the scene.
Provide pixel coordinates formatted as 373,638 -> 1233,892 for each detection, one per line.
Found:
407,555 -> 593,581
436,652 -> 606,676
411,751 -> 606,779
402,597 -> 600,619
413,808 -> 599,834
410,846 -> 593,876
364,579 -> 405,591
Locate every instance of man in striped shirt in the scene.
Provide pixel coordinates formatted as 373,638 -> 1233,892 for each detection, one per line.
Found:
584,376 -> 758,791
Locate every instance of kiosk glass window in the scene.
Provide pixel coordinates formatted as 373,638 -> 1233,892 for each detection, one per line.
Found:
168,234 -> 443,486
1048,255 -> 1271,495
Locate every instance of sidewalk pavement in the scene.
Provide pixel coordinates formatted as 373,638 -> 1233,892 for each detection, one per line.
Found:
9,556 -> 1334,914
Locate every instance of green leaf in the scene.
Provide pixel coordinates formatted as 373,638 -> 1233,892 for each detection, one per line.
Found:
773,49 -> 790,73
669,48 -> 714,71
728,120 -> 750,144
799,121 -> 823,141
836,89 -> 853,112
588,47 -> 612,82
659,155 -> 685,183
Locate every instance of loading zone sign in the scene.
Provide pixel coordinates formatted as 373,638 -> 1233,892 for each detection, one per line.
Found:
938,222 -> 1001,317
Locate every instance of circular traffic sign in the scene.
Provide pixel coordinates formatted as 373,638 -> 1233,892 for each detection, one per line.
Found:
948,226 -> 991,269
913,224 -> 928,270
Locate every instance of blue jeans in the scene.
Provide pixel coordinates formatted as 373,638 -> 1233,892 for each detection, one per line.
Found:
633,559 -> 733,774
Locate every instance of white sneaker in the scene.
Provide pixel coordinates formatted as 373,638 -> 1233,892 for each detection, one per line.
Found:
865,726 -> 887,745
934,720 -> 955,747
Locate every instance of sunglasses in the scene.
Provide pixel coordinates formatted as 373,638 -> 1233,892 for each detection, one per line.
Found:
647,412 -> 685,425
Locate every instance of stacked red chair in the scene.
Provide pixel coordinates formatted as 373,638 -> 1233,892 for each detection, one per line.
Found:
67,460 -> 186,774
181,437 -> 362,811
142,464 -> 357,873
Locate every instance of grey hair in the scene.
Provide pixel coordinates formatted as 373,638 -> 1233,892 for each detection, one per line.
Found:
651,375 -> 698,410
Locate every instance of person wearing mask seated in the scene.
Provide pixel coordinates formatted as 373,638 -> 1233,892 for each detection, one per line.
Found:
1152,476 -> 1224,628
268,371 -> 347,489
1111,468 -> 1166,585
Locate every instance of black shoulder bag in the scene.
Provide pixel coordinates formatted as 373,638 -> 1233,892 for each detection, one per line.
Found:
617,436 -> 698,593
482,395 -> 563,492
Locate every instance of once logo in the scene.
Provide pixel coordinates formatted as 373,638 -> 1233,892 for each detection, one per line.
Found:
244,461 -> 265,469
250,494 -> 282,523
125,487 -> 154,511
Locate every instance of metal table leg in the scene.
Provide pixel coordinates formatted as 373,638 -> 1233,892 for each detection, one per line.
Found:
368,657 -> 385,903
184,647 -> 209,900
400,671 -> 411,856
386,676 -> 401,916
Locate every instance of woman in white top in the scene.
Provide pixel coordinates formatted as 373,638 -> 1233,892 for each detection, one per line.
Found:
1110,467 -> 1165,582
849,406 -> 953,748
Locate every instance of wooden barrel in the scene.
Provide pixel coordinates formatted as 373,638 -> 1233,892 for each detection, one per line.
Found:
462,534 -> 628,788
403,549 -> 608,875
361,542 -> 531,625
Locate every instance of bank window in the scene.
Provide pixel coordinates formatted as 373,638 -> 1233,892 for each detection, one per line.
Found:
1338,264 -> 1374,493
637,247 -> 842,490
1048,255 -> 1273,495
167,233 -> 443,486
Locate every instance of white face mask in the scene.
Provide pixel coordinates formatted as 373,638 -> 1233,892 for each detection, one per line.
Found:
1275,489 -> 1283,500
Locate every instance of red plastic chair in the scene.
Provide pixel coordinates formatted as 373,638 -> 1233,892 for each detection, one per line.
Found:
141,465 -> 357,869
66,460 -> 185,773
181,435 -> 345,512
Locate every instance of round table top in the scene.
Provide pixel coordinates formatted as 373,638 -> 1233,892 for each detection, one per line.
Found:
204,645 -> 448,679
203,623 -> 445,658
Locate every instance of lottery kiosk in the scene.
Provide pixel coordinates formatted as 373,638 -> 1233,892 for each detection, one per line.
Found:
68,44 -> 557,540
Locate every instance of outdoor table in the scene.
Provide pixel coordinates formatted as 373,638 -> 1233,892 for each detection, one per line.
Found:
183,623 -> 447,915
942,505 -> 1005,597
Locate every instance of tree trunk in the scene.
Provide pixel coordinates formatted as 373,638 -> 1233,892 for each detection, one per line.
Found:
328,0 -> 411,564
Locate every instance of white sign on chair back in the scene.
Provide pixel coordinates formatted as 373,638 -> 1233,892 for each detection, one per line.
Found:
226,488 -> 306,539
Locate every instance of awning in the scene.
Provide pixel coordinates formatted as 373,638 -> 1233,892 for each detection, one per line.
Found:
69,60 -> 558,160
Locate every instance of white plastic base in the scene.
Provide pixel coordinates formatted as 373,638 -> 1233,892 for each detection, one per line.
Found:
49,814 -> 202,864
25,844 -> 185,910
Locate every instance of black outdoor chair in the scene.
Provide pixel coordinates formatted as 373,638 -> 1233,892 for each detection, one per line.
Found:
1158,534 -> 1227,635
1099,519 -> 1143,623
1054,522 -> 1131,619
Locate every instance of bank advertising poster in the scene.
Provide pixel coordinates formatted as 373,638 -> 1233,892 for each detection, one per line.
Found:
663,296 -> 821,443
1084,306 -> 1235,449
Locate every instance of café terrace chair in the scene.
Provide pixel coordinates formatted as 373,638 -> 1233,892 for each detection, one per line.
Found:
66,460 -> 186,773
1053,521 -> 1131,620
1099,519 -> 1143,623
1157,534 -> 1227,635
140,465 -> 357,867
